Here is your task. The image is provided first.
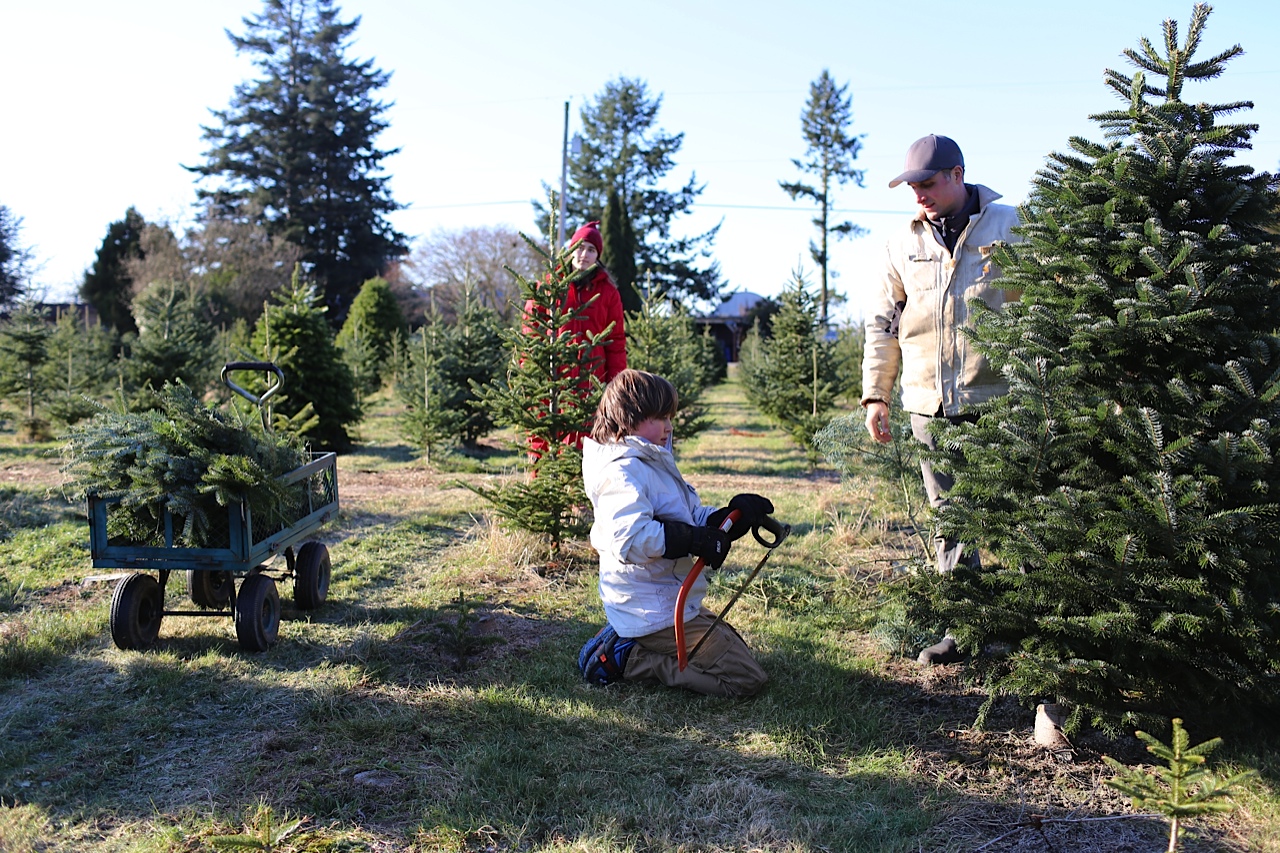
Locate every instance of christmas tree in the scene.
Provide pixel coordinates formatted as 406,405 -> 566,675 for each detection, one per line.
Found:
467,235 -> 607,550
740,270 -> 838,464
909,4 -> 1280,732
625,285 -> 718,441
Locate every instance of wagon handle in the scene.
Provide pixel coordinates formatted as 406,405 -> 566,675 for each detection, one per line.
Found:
222,362 -> 284,431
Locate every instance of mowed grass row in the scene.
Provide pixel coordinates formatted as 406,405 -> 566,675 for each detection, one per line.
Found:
0,373 -> 1275,851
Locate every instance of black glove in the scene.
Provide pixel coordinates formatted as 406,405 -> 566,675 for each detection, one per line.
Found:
662,520 -> 730,569
707,493 -> 775,541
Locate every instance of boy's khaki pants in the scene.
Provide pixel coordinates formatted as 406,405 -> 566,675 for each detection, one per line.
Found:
623,610 -> 767,698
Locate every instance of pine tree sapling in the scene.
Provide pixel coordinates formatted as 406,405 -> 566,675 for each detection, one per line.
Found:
396,282 -> 506,460
1104,718 -> 1254,852
397,312 -> 467,463
42,309 -> 118,427
626,287 -> 717,441
0,300 -> 53,430
740,270 -> 839,463
912,4 -> 1280,731
336,276 -> 409,390
249,268 -> 361,451
120,280 -> 218,407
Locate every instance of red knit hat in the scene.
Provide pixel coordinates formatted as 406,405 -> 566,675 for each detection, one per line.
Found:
570,221 -> 603,255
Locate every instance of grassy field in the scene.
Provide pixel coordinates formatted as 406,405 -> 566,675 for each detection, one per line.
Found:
1,372 -> 1278,852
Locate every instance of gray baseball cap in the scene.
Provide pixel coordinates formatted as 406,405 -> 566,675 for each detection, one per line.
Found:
888,134 -> 964,187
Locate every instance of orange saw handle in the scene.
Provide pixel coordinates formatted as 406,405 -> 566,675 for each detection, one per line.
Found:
674,509 -> 740,672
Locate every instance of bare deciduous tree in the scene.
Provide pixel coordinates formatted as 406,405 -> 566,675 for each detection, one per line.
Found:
404,225 -> 544,324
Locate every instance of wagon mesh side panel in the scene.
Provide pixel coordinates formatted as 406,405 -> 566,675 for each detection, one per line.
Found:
249,456 -> 337,546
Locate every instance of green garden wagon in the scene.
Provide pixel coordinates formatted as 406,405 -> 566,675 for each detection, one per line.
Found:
88,363 -> 340,652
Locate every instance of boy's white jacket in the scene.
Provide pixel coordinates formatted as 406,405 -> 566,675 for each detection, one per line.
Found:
582,436 -> 715,638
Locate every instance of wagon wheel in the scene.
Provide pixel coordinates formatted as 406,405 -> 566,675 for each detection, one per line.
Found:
293,542 -> 331,610
234,573 -> 280,652
109,573 -> 164,650
187,569 -> 233,610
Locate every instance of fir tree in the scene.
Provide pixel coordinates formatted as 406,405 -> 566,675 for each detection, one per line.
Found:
41,308 -> 119,426
739,270 -> 839,464
249,268 -> 361,450
396,311 -> 467,464
120,280 -> 218,406
81,207 -> 146,334
780,70 -> 868,326
0,300 -> 53,435
0,206 -> 33,309
396,283 -> 504,457
626,287 -> 717,441
908,4 -> 1280,732
191,0 -> 406,318
338,315 -> 381,400
335,276 -> 409,388
467,236 -> 604,550
601,189 -> 640,312
450,282 -> 506,445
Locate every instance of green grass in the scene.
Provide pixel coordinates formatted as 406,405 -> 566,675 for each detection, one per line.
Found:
0,372 -> 1276,852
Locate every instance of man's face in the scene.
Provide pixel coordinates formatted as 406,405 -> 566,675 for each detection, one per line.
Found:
907,166 -> 967,220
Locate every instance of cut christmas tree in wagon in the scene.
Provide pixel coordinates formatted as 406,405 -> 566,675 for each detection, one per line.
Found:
62,362 -> 340,652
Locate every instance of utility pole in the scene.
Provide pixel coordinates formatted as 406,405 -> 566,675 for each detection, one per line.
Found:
557,100 -> 569,249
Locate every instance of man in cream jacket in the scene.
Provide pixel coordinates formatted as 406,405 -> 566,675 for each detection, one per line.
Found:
861,134 -> 1022,664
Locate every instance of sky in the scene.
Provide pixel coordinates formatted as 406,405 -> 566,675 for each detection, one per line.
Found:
3,0 -> 1279,324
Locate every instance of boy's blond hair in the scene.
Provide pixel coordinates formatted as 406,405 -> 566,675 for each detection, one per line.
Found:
591,369 -> 678,443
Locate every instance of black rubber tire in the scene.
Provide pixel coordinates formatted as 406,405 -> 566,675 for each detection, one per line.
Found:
187,569 -> 233,610
109,573 -> 164,650
293,542 -> 331,610
234,573 -> 280,652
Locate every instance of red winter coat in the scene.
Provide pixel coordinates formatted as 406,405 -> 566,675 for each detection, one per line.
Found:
523,266 -> 628,455
523,267 -> 627,383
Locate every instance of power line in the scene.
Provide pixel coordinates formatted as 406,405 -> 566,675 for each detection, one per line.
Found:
700,203 -> 914,215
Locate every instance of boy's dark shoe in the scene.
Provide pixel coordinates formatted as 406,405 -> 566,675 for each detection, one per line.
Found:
578,624 -> 636,686
917,635 -> 968,665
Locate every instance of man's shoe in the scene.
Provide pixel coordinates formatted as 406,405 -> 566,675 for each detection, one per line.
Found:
917,635 -> 967,665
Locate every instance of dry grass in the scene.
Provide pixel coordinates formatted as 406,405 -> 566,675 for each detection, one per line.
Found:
0,372 -> 1277,852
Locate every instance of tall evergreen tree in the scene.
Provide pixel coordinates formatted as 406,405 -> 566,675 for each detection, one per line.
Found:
601,189 -> 640,312
81,207 -> 147,334
190,0 -> 406,320
0,206 -> 32,309
780,70 -> 867,326
536,78 -> 722,303
908,4 -> 1280,732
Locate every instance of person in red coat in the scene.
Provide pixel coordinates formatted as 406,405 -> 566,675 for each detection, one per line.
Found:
524,221 -> 628,457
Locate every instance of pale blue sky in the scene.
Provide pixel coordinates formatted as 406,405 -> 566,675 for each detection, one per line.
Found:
3,1 -> 1278,322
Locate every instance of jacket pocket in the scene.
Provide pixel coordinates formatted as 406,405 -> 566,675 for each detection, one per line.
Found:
903,252 -> 940,297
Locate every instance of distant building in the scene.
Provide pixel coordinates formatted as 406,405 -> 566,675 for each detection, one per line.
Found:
41,302 -> 100,327
694,291 -> 768,363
